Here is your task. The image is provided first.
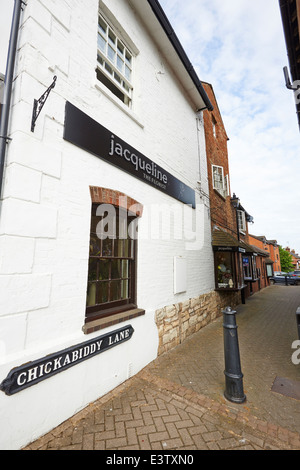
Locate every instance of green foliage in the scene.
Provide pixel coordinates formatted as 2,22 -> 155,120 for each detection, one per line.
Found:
279,246 -> 294,272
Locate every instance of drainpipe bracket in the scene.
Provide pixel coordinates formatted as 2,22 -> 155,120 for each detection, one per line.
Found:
0,136 -> 12,144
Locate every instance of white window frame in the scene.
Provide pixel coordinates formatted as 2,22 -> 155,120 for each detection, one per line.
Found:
237,210 -> 246,232
224,174 -> 229,197
212,165 -> 228,199
212,115 -> 217,138
97,14 -> 133,107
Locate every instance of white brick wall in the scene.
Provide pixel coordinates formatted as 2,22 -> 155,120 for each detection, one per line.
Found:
0,0 -> 214,449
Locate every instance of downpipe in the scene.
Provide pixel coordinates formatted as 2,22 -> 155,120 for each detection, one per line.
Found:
0,0 -> 24,201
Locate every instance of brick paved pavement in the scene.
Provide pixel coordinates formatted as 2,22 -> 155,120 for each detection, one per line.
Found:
23,286 -> 300,451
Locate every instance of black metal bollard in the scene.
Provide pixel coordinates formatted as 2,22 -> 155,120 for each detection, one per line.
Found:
223,306 -> 246,404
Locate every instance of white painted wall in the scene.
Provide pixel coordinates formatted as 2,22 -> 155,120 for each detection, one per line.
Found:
0,0 -> 214,449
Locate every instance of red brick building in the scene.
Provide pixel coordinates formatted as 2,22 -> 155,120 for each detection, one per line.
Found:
249,235 -> 281,273
202,82 -> 272,301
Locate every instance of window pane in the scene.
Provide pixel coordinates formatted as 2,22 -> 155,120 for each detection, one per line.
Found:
89,235 -> 101,256
99,259 -> 109,280
97,54 -> 104,67
99,17 -> 107,34
99,281 -> 109,303
114,71 -> 121,84
121,279 -> 129,299
114,239 -> 123,257
108,29 -> 116,45
102,238 -> 113,257
110,281 -> 120,301
124,239 -> 131,257
111,259 -> 121,279
125,65 -> 131,81
88,258 -> 98,282
117,55 -> 124,72
108,44 -> 115,62
117,40 -> 124,55
122,260 -> 129,278
104,61 -> 113,75
123,81 -> 130,93
86,282 -> 97,306
98,34 -> 106,53
125,51 -> 132,65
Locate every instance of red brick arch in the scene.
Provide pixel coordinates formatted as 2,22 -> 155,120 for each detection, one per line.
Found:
89,186 -> 143,217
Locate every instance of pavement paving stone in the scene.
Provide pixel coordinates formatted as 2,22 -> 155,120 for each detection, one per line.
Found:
23,286 -> 300,451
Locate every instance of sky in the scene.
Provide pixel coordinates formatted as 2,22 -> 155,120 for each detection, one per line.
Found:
0,0 -> 299,253
160,0 -> 300,254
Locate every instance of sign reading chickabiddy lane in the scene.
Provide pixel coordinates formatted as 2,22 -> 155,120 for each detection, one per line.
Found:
63,101 -> 196,208
0,325 -> 134,396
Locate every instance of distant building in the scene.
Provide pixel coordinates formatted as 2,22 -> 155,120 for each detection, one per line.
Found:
249,235 -> 281,273
202,82 -> 271,303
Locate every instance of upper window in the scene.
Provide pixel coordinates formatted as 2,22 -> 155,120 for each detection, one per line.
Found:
237,210 -> 246,232
96,14 -> 133,107
212,165 -> 228,199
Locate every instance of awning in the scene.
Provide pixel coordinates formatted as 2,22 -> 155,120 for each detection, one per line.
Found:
212,227 -> 246,253
212,228 -> 271,257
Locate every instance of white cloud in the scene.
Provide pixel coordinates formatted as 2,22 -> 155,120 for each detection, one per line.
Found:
160,0 -> 300,252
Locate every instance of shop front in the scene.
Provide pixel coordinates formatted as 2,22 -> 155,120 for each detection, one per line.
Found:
212,227 -> 247,303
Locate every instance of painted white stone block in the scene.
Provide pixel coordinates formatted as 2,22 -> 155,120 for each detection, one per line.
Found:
3,163 -> 42,203
0,198 -> 57,238
0,313 -> 28,360
0,235 -> 35,274
0,273 -> 52,315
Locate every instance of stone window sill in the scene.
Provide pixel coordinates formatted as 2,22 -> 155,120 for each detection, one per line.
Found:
82,308 -> 145,335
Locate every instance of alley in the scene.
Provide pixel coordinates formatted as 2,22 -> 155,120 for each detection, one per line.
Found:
24,286 -> 300,451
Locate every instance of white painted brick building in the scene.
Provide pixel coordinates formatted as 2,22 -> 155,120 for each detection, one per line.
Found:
0,0 -> 215,449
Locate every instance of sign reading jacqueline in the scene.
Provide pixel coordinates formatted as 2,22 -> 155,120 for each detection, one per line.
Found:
63,101 -> 196,208
0,325 -> 134,396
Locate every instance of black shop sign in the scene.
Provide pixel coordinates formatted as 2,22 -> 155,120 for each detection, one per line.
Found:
0,325 -> 134,396
63,101 -> 196,208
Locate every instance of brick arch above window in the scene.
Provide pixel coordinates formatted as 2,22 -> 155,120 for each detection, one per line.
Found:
89,186 -> 143,217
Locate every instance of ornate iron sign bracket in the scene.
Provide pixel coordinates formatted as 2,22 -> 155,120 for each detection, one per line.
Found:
31,75 -> 57,132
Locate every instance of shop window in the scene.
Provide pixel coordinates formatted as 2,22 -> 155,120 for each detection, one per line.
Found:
96,14 -> 133,107
252,256 -> 258,280
242,256 -> 252,280
215,251 -> 236,289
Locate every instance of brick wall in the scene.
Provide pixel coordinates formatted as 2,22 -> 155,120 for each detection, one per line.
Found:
202,83 -> 237,237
